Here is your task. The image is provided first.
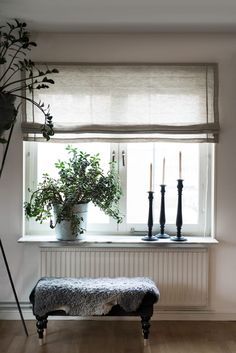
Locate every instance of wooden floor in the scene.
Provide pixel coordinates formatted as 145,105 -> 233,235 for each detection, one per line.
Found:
1,320 -> 236,353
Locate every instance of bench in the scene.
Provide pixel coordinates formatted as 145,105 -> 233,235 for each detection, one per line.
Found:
29,276 -> 160,345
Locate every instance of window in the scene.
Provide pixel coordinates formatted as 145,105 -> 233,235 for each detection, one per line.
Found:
23,64 -> 218,237
24,141 -> 214,236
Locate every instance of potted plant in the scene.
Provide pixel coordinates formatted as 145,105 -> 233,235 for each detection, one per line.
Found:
0,19 -> 58,177
24,145 -> 123,240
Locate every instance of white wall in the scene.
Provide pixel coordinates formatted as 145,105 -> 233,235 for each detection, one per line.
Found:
1,32 -> 236,318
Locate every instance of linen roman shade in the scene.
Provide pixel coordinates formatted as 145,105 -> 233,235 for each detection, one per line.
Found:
22,63 -> 219,142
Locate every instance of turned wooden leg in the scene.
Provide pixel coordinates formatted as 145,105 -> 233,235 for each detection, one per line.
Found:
43,318 -> 48,336
141,315 -> 151,345
36,316 -> 47,345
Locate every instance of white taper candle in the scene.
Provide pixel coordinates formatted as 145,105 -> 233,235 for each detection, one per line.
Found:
179,151 -> 182,179
149,163 -> 153,191
162,157 -> 165,184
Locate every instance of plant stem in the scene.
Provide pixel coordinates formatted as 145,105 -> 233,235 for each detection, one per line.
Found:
1,72 -> 50,91
0,44 -> 24,83
0,26 -> 16,57
8,83 -> 35,94
9,93 -> 47,117
2,65 -> 23,87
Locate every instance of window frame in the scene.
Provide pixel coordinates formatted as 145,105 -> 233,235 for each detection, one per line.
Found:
23,141 -> 214,238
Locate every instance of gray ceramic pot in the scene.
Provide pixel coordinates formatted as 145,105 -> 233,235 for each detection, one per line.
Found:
54,203 -> 88,241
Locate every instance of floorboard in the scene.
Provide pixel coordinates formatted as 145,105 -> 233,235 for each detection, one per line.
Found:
0,320 -> 236,353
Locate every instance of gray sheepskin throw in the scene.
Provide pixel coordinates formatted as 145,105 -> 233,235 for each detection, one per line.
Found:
30,277 -> 159,317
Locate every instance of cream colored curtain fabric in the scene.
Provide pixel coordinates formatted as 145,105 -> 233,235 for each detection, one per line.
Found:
22,64 -> 219,142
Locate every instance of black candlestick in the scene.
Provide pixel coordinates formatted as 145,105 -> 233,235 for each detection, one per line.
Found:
171,179 -> 187,242
142,191 -> 158,241
156,185 -> 170,239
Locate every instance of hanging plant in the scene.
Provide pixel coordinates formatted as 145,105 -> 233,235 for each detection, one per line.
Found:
0,19 -> 59,176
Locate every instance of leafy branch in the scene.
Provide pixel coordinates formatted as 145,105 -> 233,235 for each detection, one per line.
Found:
0,19 -> 59,141
24,146 -> 123,235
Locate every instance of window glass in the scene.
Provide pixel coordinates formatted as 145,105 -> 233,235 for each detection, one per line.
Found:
37,142 -> 111,225
24,141 -> 212,236
126,143 -> 199,225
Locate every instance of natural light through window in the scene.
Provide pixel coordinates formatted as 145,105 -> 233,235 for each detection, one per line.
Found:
24,141 -> 212,237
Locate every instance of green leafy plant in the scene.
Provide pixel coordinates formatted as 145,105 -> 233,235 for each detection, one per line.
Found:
0,19 -> 59,178
24,145 -> 123,235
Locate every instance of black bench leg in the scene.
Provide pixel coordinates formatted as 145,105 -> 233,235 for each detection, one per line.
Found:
36,316 -> 47,345
141,315 -> 151,345
43,317 -> 48,335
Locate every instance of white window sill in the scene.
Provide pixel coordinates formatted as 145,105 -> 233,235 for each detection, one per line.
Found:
18,235 -> 218,248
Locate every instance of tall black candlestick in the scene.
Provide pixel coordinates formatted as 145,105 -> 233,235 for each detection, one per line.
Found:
171,179 -> 187,242
157,185 -> 170,239
142,191 -> 158,241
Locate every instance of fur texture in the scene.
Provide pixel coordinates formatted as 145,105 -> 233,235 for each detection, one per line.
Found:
30,277 -> 159,317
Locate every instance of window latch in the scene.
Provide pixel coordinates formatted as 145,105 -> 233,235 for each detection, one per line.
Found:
112,150 -> 116,162
122,150 -> 125,167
